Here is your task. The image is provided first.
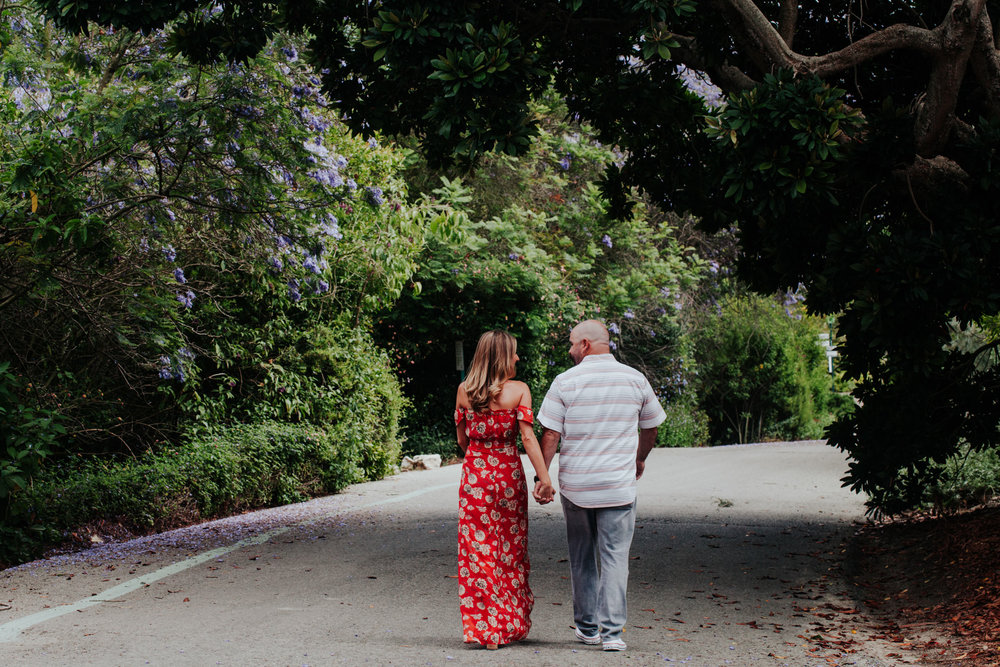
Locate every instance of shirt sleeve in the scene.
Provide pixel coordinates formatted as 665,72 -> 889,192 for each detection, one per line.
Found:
637,376 -> 667,429
454,408 -> 466,426
536,379 -> 566,433
515,405 -> 534,424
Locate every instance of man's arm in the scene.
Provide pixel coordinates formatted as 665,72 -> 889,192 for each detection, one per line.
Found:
636,427 -> 657,479
540,428 -> 560,469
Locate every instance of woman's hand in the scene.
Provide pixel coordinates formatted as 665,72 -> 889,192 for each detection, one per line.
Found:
532,479 -> 555,504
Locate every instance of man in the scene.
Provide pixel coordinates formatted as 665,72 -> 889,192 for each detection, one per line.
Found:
534,319 -> 665,652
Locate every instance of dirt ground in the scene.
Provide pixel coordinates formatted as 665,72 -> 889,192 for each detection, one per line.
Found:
845,505 -> 1000,666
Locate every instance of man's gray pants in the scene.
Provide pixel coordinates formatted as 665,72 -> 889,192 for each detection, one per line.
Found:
560,496 -> 637,642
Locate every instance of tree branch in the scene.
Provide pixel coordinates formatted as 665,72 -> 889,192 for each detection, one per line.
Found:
969,9 -> 1000,117
913,0 -> 986,155
673,35 -> 756,92
777,0 -> 798,49
715,0 -> 940,78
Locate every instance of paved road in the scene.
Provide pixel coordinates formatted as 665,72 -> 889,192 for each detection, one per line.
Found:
1,442 -> 896,666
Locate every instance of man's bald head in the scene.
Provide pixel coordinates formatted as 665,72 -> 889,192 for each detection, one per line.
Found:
569,319 -> 611,364
572,320 -> 610,345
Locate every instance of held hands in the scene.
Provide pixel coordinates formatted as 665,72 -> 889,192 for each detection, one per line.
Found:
532,479 -> 555,504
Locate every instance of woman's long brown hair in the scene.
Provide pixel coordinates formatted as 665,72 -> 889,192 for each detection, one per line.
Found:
464,330 -> 517,412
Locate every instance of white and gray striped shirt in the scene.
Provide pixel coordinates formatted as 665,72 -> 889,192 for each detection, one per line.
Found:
537,354 -> 666,508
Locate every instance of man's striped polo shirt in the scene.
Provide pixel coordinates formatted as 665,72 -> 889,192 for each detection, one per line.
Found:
537,353 -> 666,508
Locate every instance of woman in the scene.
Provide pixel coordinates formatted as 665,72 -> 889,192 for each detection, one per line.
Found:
454,330 -> 554,649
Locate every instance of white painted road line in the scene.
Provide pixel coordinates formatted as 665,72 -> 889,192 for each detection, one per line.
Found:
0,481 -> 456,643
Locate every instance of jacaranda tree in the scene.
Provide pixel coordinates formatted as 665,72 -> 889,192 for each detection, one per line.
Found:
0,7 -> 422,554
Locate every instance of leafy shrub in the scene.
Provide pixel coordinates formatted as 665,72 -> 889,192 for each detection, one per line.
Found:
869,445 -> 1000,517
0,362 -> 65,566
656,402 -> 710,448
401,414 -> 461,461
178,316 -> 406,481
924,446 -> 1000,512
18,424 -> 359,547
691,293 -> 836,445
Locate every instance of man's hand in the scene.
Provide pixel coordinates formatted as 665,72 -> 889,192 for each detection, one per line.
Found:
533,480 -> 555,504
636,459 -> 645,479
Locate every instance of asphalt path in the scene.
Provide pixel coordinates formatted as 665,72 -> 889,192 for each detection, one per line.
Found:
1,442 -> 898,666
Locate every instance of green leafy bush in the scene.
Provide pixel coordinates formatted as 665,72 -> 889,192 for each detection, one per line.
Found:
177,316 -> 406,480
0,362 -> 65,565
656,402 -> 710,448
691,293 -> 837,445
20,424 -> 359,544
869,445 -> 1000,517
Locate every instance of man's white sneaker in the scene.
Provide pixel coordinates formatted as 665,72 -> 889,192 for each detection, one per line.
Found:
602,639 -> 627,651
574,627 -> 601,645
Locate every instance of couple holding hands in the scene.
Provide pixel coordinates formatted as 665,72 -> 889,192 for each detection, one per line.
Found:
454,320 -> 666,652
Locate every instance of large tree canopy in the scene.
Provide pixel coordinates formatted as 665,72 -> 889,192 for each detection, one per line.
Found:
30,0 -> 1000,514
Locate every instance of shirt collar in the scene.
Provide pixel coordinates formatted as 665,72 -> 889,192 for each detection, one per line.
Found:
580,353 -> 615,364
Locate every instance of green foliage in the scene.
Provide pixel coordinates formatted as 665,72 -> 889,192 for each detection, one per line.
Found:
380,98 -> 708,452
0,11 -> 413,563
0,362 -> 65,564
179,316 -> 406,479
10,424 -> 356,555
923,446 -> 1000,514
691,293 -> 837,445
706,71 -> 863,216
400,419 -> 459,461
0,12 -> 415,454
871,445 -> 1000,517
31,0 -> 1000,518
656,403 -> 710,448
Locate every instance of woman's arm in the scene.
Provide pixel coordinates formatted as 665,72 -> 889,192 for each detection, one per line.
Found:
517,385 -> 554,503
455,384 -> 469,456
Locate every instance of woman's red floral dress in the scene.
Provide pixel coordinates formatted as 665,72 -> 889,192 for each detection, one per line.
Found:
455,405 -> 535,646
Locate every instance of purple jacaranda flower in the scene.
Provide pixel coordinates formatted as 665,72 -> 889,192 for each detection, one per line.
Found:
608,322 -> 621,335
302,255 -> 321,274
624,308 -> 635,320
319,214 -> 343,240
601,234 -> 613,248
162,244 -> 176,262
365,186 -> 384,206
177,290 -> 195,309
158,355 -> 173,380
174,267 -> 187,284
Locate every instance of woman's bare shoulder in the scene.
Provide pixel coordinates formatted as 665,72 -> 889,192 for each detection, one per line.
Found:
455,382 -> 470,408
505,380 -> 529,393
498,380 -> 531,407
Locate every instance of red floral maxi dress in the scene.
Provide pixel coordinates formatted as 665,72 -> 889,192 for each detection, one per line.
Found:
455,405 -> 535,646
